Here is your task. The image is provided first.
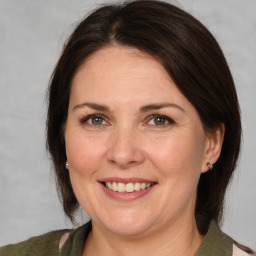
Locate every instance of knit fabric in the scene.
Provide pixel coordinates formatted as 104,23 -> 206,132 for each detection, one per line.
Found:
0,221 -> 252,256
195,221 -> 233,255
0,228 -> 70,256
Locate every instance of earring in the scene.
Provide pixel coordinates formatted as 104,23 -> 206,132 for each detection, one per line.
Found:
207,162 -> 213,171
65,162 -> 69,169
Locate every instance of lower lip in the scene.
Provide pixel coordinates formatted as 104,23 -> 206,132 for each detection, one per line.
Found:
100,183 -> 156,201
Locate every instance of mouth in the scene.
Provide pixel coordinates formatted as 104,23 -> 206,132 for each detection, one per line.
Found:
99,178 -> 157,201
102,181 -> 155,193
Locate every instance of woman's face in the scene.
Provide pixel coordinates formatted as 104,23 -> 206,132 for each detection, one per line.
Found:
65,46 -> 214,236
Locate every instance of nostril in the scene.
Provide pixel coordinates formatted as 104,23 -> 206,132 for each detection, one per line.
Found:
108,158 -> 138,168
108,159 -> 116,164
106,141 -> 145,168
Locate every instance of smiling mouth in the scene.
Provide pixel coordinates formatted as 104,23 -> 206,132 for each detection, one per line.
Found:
102,182 -> 155,193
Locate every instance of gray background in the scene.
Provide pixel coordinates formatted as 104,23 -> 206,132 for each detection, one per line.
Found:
0,0 -> 255,249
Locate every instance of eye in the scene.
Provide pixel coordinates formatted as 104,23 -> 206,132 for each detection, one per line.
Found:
90,116 -> 105,125
147,115 -> 174,126
80,114 -> 107,126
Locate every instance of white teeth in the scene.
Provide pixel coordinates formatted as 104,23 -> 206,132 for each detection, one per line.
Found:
117,182 -> 126,192
105,181 -> 153,193
126,183 -> 134,192
141,183 -> 146,189
106,182 -> 112,189
134,182 -> 141,191
112,182 -> 118,191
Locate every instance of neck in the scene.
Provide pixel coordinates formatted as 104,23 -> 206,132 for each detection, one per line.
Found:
83,216 -> 204,256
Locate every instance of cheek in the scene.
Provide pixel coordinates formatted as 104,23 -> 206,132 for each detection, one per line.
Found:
148,134 -> 205,212
65,132 -> 107,175
147,131 -> 206,178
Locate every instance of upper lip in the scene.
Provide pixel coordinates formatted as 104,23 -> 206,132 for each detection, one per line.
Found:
98,177 -> 157,184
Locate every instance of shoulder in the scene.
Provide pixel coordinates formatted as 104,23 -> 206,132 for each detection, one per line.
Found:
233,242 -> 255,256
196,221 -> 255,256
0,228 -> 72,256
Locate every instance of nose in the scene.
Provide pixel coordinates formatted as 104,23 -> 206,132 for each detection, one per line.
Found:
106,128 -> 145,169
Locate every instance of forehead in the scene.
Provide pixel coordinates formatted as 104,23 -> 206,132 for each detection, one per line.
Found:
75,46 -> 170,82
69,46 -> 202,126
71,46 -> 177,98
69,46 -> 201,118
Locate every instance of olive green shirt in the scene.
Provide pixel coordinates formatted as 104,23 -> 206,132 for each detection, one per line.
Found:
0,221 -> 240,256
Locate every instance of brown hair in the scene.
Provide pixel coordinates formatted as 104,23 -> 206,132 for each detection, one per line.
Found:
47,0 -> 241,234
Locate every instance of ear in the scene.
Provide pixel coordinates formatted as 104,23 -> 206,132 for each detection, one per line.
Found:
201,123 -> 225,173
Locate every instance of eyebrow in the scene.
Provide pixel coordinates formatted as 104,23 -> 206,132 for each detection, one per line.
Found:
73,102 -> 110,112
140,103 -> 185,112
73,102 -> 184,112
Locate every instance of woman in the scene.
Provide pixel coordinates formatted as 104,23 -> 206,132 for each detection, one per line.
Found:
0,0 -> 254,255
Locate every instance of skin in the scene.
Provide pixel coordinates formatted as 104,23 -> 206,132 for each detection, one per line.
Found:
64,46 -> 224,256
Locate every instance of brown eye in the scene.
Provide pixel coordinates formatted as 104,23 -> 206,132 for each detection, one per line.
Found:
91,116 -> 104,125
147,115 -> 175,127
153,116 -> 166,125
81,114 -> 107,126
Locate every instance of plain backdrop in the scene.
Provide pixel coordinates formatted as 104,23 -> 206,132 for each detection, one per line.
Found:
0,0 -> 255,249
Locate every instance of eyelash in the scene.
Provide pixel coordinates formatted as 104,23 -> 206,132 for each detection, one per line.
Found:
80,114 -> 108,126
79,114 -> 175,127
147,114 -> 175,127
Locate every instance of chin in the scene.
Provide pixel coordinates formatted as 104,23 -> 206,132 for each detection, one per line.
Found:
97,212 -> 156,237
106,222 -> 153,237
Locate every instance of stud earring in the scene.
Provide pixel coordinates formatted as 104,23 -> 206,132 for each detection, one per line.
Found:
207,162 -> 213,171
65,162 -> 69,169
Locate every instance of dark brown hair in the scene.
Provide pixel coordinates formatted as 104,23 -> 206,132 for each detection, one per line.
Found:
47,0 -> 241,234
